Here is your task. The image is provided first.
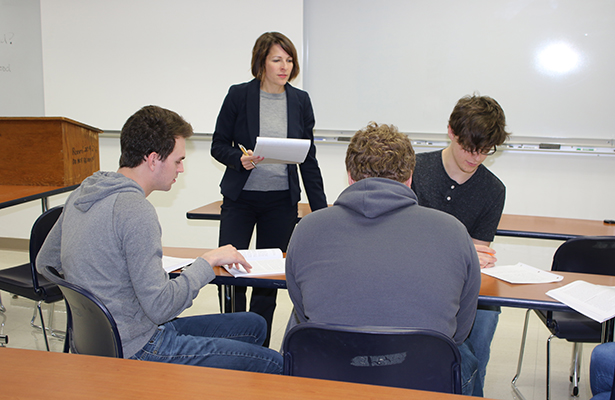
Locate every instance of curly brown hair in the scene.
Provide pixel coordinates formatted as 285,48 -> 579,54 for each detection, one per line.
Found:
346,122 -> 415,183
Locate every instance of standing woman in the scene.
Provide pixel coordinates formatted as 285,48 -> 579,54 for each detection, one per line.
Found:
211,32 -> 327,346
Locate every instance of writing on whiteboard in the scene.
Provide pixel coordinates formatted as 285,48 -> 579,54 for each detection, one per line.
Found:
0,64 -> 10,73
0,32 -> 15,45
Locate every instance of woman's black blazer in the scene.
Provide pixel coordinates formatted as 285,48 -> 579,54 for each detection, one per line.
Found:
211,79 -> 327,211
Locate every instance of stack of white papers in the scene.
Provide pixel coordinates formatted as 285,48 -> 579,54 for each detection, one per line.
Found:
480,263 -> 563,284
546,280 -> 615,323
253,137 -> 310,164
162,256 -> 195,273
224,248 -> 285,278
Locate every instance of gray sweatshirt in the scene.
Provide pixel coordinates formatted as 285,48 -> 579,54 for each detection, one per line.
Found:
285,177 -> 480,345
37,171 -> 215,357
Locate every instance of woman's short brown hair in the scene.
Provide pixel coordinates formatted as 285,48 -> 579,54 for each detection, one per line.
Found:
251,32 -> 300,83
346,122 -> 415,183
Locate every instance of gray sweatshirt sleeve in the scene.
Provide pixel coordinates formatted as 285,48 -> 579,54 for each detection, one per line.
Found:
115,194 -> 215,324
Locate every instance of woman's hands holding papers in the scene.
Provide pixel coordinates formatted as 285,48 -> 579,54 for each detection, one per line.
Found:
200,245 -> 253,272
474,243 -> 497,269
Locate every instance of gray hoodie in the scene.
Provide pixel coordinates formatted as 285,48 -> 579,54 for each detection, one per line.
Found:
285,177 -> 480,345
37,171 -> 214,357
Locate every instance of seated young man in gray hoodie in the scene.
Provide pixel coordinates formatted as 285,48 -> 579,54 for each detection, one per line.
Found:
284,122 -> 481,394
37,105 -> 282,373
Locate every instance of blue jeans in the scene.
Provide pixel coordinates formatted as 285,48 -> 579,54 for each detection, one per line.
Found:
458,341 -> 479,396
465,307 -> 501,397
590,342 -> 615,400
129,313 -> 283,374
218,191 -> 298,347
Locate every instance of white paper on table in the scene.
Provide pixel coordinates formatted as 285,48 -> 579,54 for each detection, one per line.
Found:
224,248 -> 285,278
480,262 -> 563,284
162,256 -> 195,273
546,280 -> 615,323
253,137 -> 310,164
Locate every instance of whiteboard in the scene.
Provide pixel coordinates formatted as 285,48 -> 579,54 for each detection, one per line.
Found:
40,0 -> 303,132
0,0 -> 44,116
304,0 -> 615,140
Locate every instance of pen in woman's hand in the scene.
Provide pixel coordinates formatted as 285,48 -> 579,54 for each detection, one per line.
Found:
238,144 -> 257,169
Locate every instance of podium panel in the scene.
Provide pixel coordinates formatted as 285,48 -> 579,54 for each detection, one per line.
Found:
0,117 -> 101,186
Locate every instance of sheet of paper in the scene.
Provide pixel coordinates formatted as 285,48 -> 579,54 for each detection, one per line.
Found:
253,137 -> 310,164
238,248 -> 283,260
546,280 -> 615,323
223,248 -> 285,278
162,256 -> 195,273
480,262 -> 563,284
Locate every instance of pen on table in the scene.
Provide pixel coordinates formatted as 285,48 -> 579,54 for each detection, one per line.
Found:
238,144 -> 257,169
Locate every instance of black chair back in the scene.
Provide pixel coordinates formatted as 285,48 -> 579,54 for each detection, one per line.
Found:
44,266 -> 123,358
30,206 -> 64,296
282,323 -> 461,394
552,236 -> 615,275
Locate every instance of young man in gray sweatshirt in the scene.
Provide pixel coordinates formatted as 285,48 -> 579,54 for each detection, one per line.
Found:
284,122 -> 481,395
37,105 -> 282,373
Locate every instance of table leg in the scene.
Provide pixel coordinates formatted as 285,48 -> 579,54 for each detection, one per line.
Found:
219,285 -> 236,313
602,319 -> 614,343
41,197 -> 49,213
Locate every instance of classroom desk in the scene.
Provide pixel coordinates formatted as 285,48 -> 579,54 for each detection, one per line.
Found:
0,347 -> 483,400
166,246 -> 615,343
164,247 -> 615,313
187,200 -> 313,222
187,201 -> 615,240
0,184 -> 79,212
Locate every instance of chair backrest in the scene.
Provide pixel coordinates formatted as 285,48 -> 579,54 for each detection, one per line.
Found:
29,206 -> 63,294
43,266 -> 123,358
552,236 -> 615,276
282,323 -> 461,394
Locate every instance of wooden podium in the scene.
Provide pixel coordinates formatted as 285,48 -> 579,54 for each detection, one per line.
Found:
0,117 -> 102,186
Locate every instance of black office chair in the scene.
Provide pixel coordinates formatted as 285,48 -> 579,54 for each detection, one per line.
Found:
44,265 -> 123,358
0,206 -> 64,351
512,236 -> 615,400
282,323 -> 462,394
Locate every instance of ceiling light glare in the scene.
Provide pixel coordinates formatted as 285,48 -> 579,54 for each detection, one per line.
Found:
537,42 -> 581,75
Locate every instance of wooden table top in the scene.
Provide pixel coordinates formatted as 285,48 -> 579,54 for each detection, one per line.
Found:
187,201 -> 615,240
164,247 -> 615,312
479,271 -> 615,310
0,184 -> 79,209
0,347 -> 482,400
497,213 -> 615,240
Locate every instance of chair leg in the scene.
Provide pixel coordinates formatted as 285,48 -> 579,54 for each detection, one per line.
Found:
511,309 -> 532,400
546,333 -> 556,400
46,303 -> 65,339
569,342 -> 582,397
0,310 -> 7,347
30,302 -> 65,340
33,301 -> 50,351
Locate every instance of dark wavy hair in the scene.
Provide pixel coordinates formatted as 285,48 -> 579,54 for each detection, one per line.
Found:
448,94 -> 510,153
346,122 -> 415,183
119,105 -> 193,168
